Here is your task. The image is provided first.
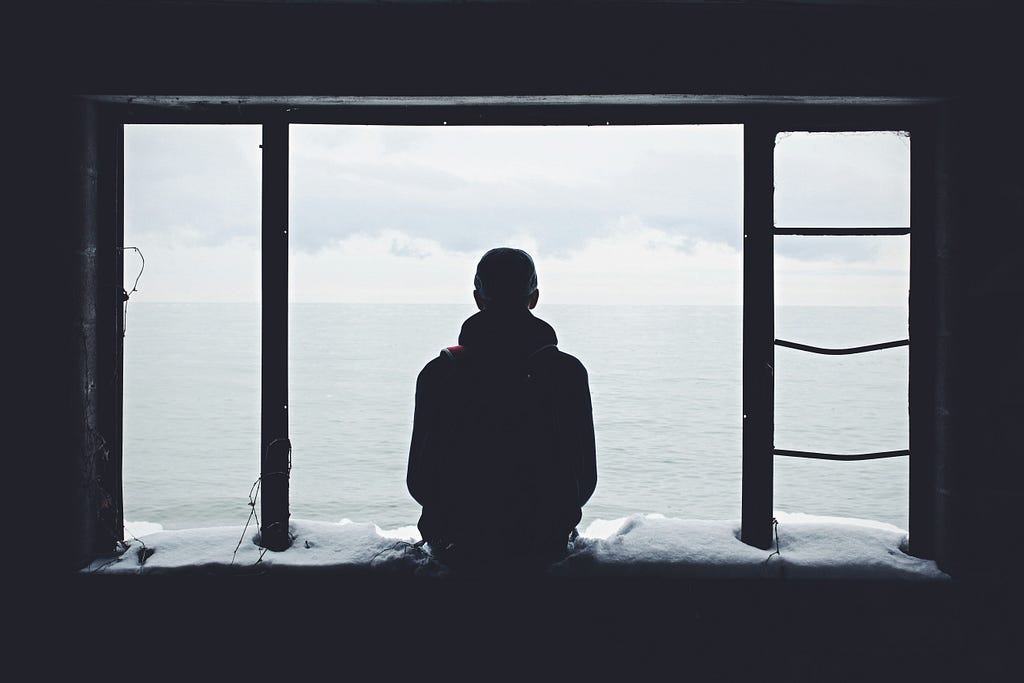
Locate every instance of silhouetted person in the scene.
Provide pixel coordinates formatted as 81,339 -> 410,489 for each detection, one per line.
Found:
407,247 -> 597,575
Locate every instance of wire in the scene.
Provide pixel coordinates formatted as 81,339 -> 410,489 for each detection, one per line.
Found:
231,438 -> 293,567
231,477 -> 262,566
122,246 -> 145,294
119,246 -> 145,337
763,517 -> 782,571
89,553 -> 123,573
368,539 -> 428,565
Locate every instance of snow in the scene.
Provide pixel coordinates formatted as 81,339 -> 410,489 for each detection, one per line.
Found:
84,512 -> 948,579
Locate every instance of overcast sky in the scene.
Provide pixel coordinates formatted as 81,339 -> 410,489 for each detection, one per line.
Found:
123,124 -> 910,306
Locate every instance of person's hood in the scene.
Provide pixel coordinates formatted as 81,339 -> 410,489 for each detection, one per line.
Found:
457,308 -> 557,359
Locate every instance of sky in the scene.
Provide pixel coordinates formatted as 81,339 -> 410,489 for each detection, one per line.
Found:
123,124 -> 910,306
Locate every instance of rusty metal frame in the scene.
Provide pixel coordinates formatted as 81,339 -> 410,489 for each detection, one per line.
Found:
81,95 -> 944,565
260,121 -> 292,551
741,121 -> 776,550
741,110 -> 940,559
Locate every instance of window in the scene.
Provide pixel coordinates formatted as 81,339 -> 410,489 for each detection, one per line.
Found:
773,132 -> 911,530
285,124 -> 743,532
124,122 -> 745,534
121,125 -> 262,530
741,116 -> 936,555
96,97 -> 940,560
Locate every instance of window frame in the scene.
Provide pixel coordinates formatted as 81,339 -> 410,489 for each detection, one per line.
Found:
743,115 -> 936,555
96,96 -> 943,560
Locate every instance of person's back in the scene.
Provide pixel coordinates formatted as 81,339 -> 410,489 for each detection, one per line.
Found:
407,248 -> 597,574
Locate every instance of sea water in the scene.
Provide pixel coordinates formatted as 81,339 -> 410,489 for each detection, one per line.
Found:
122,303 -> 909,532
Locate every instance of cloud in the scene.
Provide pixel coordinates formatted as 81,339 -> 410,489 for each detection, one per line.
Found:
122,125 -> 912,304
289,124 -> 745,256
388,234 -> 435,259
773,130 -> 910,263
775,235 -> 910,307
124,125 -> 262,246
126,221 -> 907,306
279,222 -> 742,305
123,125 -> 912,261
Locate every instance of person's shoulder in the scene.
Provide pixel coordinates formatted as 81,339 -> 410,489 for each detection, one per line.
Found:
417,353 -> 453,382
549,348 -> 589,378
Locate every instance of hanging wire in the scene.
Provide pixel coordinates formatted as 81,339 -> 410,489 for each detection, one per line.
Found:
119,246 -> 145,337
231,477 -> 262,566
231,438 -> 293,568
763,517 -> 782,570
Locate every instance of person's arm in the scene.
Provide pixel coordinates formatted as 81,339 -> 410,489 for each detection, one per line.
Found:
407,360 -> 443,507
566,358 -> 598,507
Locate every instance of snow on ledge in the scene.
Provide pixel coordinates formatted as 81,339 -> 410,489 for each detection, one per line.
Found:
82,512 -> 948,580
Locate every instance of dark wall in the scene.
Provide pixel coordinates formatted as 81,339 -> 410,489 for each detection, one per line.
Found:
948,99 -> 1024,581
15,1 -> 1023,579
15,1 -> 1020,98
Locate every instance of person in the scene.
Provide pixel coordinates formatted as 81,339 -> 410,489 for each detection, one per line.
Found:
407,247 -> 597,575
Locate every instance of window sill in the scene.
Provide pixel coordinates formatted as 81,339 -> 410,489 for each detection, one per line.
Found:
81,514 -> 947,580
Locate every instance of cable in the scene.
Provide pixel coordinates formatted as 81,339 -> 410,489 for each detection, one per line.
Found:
763,517 -> 782,570
230,477 -> 262,566
231,438 -> 293,567
122,246 -> 145,295
119,246 -> 145,337
368,539 -> 428,564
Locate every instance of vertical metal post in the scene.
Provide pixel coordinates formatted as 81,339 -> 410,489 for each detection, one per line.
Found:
909,115 -> 940,560
261,121 -> 291,551
70,98 -> 101,568
70,100 -> 124,566
95,113 -> 125,549
741,121 -> 775,550
114,122 -> 126,544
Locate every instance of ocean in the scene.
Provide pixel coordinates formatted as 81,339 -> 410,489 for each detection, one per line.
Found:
122,303 -> 910,533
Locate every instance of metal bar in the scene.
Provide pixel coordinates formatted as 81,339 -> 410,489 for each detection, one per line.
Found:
741,121 -> 775,550
69,100 -> 124,566
91,94 -> 940,110
774,339 -> 909,355
775,449 -> 909,461
94,96 -> 933,127
70,98 -> 101,569
94,108 -> 116,556
773,227 -> 910,236
260,121 -> 291,552
111,121 -> 125,547
94,112 -> 125,551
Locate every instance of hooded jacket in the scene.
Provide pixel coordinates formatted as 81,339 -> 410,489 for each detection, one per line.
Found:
407,307 -> 597,561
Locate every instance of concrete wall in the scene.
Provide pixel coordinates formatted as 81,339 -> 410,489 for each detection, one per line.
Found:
14,1 -> 1023,579
948,99 -> 1024,580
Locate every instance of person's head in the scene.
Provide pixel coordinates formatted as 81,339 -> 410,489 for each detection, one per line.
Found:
473,247 -> 540,311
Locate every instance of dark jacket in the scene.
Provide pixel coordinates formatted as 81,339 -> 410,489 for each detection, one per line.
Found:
407,307 -> 597,562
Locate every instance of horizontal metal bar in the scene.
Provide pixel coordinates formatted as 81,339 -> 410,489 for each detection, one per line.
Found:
774,338 -> 909,355
775,449 -> 910,461
86,95 -> 937,127
773,227 -> 911,236
91,95 -> 942,109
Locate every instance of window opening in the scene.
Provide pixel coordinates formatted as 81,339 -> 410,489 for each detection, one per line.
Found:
287,124 -> 744,533
772,132 -> 911,530
112,108 -> 936,564
121,124 -> 262,533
